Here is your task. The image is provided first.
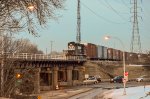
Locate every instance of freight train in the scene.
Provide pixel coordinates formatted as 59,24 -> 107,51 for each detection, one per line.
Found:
67,41 -> 143,61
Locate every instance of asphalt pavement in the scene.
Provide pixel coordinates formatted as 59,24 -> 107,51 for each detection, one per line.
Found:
39,87 -> 93,99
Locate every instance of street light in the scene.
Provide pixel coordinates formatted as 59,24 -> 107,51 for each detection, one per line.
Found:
0,33 -> 4,96
28,5 -> 35,11
104,35 -> 126,95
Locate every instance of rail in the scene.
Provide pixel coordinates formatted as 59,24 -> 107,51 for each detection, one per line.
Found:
0,52 -> 86,61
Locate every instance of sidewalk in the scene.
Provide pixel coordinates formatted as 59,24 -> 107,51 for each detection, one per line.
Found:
39,87 -> 93,99
102,85 -> 150,99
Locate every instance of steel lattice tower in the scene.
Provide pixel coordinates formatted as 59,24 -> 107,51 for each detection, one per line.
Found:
131,0 -> 141,53
76,0 -> 81,43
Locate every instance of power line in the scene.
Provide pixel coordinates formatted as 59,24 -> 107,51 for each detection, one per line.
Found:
103,0 -> 128,22
81,2 -> 126,24
121,0 -> 130,9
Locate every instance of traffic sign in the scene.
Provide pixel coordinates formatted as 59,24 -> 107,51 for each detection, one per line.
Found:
125,72 -> 128,76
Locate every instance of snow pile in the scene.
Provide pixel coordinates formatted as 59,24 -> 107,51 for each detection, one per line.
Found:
104,85 -> 150,99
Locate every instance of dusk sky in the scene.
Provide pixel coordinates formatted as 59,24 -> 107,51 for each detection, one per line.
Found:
15,0 -> 150,54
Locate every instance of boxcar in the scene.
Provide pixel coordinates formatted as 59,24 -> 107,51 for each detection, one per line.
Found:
103,46 -> 108,60
118,50 -> 123,61
97,45 -> 103,59
97,45 -> 107,60
113,49 -> 117,60
107,48 -> 113,60
84,43 -> 97,59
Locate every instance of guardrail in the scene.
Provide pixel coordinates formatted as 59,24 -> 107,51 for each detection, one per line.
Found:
0,52 -> 86,61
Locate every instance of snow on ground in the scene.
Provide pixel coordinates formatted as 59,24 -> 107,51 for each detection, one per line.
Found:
103,85 -> 150,99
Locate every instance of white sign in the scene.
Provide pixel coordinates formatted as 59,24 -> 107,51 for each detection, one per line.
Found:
124,76 -> 128,81
85,74 -> 89,79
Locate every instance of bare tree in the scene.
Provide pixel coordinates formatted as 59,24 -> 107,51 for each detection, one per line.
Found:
0,0 -> 65,35
0,36 -> 43,97
0,35 -> 43,53
13,39 -> 43,54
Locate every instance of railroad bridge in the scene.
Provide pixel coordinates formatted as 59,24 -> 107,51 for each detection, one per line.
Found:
0,53 -> 86,94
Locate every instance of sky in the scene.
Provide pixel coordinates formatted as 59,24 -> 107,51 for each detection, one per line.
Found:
15,0 -> 150,54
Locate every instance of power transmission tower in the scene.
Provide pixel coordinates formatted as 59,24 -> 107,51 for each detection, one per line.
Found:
130,0 -> 142,53
76,0 -> 81,43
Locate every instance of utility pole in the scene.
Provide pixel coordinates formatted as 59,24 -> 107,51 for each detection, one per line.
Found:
50,41 -> 54,54
130,0 -> 142,53
76,0 -> 81,43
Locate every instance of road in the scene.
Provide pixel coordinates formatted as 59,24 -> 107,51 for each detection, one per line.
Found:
68,88 -> 103,99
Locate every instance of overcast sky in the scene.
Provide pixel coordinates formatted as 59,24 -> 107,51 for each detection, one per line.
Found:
15,0 -> 150,54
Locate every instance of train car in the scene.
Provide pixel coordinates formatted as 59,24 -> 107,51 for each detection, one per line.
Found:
84,43 -> 97,60
125,51 -> 130,61
118,50 -> 123,61
127,52 -> 139,62
113,49 -> 117,60
107,48 -> 113,60
138,53 -> 148,62
97,45 -> 107,60
97,45 -> 103,59
103,46 -> 108,60
115,50 -> 120,61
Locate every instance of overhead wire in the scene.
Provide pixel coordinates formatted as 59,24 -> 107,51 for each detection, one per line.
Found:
103,0 -> 128,22
139,1 -> 150,38
81,1 -> 126,24
121,0 -> 130,9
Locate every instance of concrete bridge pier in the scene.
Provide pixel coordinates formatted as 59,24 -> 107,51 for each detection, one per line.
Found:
33,68 -> 41,94
53,66 -> 59,90
78,67 -> 85,82
67,66 -> 73,86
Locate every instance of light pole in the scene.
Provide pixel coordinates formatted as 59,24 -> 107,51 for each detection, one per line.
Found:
104,36 -> 126,95
0,32 -> 4,96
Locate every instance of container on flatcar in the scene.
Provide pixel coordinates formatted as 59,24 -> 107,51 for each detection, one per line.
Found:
84,43 -> 97,60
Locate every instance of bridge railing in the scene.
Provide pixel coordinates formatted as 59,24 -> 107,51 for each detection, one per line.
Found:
0,52 -> 86,61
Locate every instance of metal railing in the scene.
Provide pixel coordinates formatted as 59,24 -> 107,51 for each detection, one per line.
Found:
0,52 -> 86,61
